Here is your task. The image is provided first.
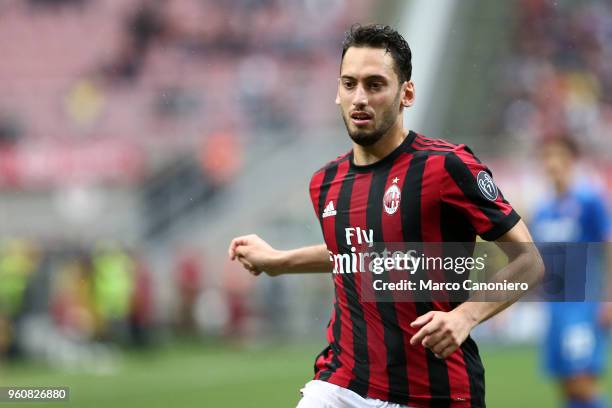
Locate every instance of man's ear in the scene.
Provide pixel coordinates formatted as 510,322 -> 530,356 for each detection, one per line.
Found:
401,80 -> 415,107
335,78 -> 341,105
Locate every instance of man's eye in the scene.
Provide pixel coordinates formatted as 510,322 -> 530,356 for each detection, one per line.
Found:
343,82 -> 355,89
370,82 -> 383,90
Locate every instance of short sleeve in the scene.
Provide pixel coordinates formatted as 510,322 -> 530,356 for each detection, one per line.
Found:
440,146 -> 521,241
309,169 -> 326,219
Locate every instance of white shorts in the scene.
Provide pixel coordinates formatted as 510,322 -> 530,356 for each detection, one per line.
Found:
296,380 -> 414,408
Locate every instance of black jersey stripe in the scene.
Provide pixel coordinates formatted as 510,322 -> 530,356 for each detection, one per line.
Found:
413,140 -> 457,151
456,145 -> 483,164
440,202 -> 485,406
444,152 -> 520,241
440,201 -> 476,309
316,164 -> 341,382
414,138 -> 456,149
335,168 -> 371,395
318,289 -> 341,382
315,152 -> 351,174
401,152 -> 452,406
461,337 -> 486,408
416,135 -> 456,146
443,152 -> 505,224
366,157 -> 410,404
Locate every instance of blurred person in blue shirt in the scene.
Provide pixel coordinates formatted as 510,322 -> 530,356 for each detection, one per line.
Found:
531,136 -> 612,408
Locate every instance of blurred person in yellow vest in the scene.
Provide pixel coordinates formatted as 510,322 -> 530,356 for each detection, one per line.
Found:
0,239 -> 39,358
91,242 -> 135,343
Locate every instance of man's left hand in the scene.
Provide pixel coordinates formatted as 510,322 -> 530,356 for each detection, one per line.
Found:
409,310 -> 477,359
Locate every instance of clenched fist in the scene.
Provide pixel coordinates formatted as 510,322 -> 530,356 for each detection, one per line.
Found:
228,234 -> 285,277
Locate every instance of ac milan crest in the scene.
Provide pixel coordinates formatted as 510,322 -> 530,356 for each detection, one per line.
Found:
383,183 -> 401,215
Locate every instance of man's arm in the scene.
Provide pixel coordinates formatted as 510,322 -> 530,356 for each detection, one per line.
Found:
228,234 -> 331,276
452,219 -> 544,323
409,219 -> 544,358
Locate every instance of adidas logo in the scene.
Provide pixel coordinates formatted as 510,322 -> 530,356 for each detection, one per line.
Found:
322,201 -> 337,218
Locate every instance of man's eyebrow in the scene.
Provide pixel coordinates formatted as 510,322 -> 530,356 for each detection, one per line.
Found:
340,74 -> 388,81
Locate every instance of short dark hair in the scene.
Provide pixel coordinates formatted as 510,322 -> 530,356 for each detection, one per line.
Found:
544,135 -> 580,158
341,23 -> 412,84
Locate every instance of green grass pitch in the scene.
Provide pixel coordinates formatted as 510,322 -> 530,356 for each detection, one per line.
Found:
1,341 -> 610,407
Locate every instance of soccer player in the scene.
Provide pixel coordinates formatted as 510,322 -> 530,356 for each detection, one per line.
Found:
228,24 -> 543,407
531,136 -> 612,408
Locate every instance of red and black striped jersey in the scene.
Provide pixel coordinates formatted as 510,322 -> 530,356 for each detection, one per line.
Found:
308,131 -> 520,408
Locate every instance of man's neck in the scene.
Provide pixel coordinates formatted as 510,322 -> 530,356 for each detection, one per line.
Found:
352,125 -> 408,166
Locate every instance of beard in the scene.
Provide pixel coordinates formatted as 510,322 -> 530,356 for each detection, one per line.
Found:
341,92 -> 402,147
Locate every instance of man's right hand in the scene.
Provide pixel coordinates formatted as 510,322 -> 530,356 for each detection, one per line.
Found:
228,234 -> 285,277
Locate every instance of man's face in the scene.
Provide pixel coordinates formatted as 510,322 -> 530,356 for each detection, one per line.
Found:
542,142 -> 574,184
336,46 -> 411,146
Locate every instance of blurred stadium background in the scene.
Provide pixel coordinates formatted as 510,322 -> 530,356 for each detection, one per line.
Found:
0,0 -> 611,406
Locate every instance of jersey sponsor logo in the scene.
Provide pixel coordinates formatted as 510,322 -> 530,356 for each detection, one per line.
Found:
329,227 -> 374,274
322,201 -> 337,218
477,170 -> 498,201
383,179 -> 401,215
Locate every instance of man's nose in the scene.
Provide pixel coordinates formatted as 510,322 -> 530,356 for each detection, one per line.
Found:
352,84 -> 368,107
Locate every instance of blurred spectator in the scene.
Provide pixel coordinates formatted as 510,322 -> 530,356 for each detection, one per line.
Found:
129,0 -> 167,53
0,112 -> 24,147
492,0 -> 612,157
64,78 -> 106,131
91,243 -> 135,343
153,86 -> 201,119
222,258 -> 257,339
50,252 -> 98,341
106,0 -> 168,83
199,130 -> 243,187
0,240 -> 39,358
236,55 -> 294,131
48,245 -> 154,349
129,251 -> 154,346
174,248 -> 203,334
